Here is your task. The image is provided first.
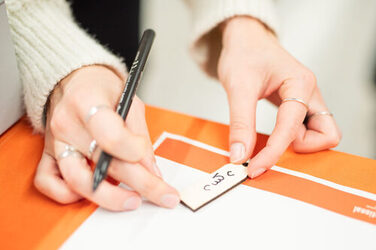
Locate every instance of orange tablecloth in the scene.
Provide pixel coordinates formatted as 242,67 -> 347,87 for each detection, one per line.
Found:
0,106 -> 375,249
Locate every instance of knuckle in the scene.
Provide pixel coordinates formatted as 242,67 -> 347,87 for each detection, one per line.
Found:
49,105 -> 68,136
231,120 -> 251,133
224,78 -> 239,92
300,69 -> 317,89
221,73 -> 239,91
34,173 -> 76,204
66,88 -> 86,107
327,133 -> 341,148
54,191 -> 76,205
291,140 -> 304,152
33,174 -> 45,192
34,172 -> 73,204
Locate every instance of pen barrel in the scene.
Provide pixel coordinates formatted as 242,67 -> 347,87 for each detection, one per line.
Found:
117,29 -> 155,119
92,29 -> 155,191
96,152 -> 111,175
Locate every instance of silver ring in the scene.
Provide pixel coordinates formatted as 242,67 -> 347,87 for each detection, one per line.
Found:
58,145 -> 83,160
307,111 -> 333,119
85,105 -> 111,123
282,98 -> 309,110
87,140 -> 97,159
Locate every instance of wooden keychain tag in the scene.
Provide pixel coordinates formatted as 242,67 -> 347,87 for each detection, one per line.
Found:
180,163 -> 248,212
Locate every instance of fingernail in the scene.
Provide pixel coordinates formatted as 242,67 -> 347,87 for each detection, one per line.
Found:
153,162 -> 163,178
160,194 -> 180,208
250,168 -> 266,179
123,196 -> 142,210
230,143 -> 245,163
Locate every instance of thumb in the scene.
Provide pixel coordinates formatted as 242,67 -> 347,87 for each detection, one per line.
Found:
226,81 -> 258,163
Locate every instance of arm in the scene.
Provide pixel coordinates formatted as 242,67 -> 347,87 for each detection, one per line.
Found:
6,0 -> 180,210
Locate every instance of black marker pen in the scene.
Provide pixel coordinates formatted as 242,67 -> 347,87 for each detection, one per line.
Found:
92,29 -> 155,191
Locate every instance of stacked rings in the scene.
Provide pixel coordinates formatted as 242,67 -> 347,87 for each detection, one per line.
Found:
85,105 -> 112,159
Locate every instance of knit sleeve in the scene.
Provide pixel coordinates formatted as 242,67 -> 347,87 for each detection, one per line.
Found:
5,0 -> 127,133
185,0 -> 278,78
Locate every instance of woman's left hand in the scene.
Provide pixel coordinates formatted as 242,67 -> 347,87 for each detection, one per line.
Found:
218,16 -> 341,178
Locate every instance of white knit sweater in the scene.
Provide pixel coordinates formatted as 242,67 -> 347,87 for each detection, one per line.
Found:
5,0 -> 277,132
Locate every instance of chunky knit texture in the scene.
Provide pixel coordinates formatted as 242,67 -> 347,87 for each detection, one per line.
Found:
185,0 -> 277,78
5,0 -> 276,133
5,0 -> 126,132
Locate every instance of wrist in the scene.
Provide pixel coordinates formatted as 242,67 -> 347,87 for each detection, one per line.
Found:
59,65 -> 123,92
221,16 -> 276,47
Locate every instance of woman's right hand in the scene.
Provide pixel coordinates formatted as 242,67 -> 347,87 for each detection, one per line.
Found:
34,65 -> 180,211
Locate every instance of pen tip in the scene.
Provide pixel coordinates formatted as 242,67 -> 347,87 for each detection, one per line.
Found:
92,180 -> 99,192
92,171 -> 102,192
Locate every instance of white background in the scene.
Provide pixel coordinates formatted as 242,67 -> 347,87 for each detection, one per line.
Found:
138,0 -> 376,159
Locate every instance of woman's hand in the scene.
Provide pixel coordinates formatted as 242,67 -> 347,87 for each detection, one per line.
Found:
34,65 -> 180,211
218,16 -> 341,178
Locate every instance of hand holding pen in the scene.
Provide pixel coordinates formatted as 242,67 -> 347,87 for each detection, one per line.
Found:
34,30 -> 180,211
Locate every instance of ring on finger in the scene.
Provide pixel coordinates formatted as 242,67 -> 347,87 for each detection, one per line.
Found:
58,144 -> 84,160
85,105 -> 112,124
87,139 -> 97,160
307,111 -> 333,120
282,98 -> 309,110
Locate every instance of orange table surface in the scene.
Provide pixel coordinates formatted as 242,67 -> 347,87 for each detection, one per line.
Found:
0,106 -> 375,250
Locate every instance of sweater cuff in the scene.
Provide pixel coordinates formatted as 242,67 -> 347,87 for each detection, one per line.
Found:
186,0 -> 278,78
6,0 -> 127,133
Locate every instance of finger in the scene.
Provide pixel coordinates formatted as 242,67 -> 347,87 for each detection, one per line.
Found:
49,104 -> 94,157
86,106 -> 149,162
225,78 -> 259,163
55,141 -> 142,211
57,85 -> 149,163
86,97 -> 162,178
34,152 -> 82,204
85,111 -> 145,162
52,97 -> 161,180
293,88 -> 341,152
248,78 -> 314,178
125,96 -> 162,177
109,159 -> 180,209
